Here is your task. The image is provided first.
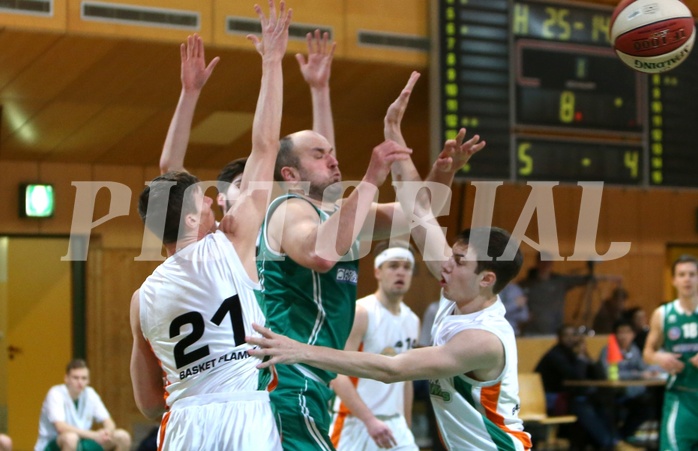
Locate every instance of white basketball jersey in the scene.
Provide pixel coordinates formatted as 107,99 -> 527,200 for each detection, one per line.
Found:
429,295 -> 531,451
139,231 -> 268,407
332,294 -> 419,417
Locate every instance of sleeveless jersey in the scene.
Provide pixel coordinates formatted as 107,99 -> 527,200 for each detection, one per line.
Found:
257,194 -> 360,384
661,299 -> 698,392
139,231 -> 270,407
334,294 -> 420,416
429,296 -> 531,451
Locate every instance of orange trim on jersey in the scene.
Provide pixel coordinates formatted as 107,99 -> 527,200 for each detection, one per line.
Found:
267,365 -> 279,392
480,383 -> 532,450
157,411 -> 171,451
147,339 -> 170,406
330,411 -> 348,448
331,342 -> 363,447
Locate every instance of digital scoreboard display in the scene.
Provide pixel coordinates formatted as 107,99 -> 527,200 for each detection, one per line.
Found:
436,0 -> 698,188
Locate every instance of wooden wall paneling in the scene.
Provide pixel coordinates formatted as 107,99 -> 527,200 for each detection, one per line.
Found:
344,0 -> 428,66
87,246 -> 160,432
36,161 -> 93,235
0,0 -> 67,31
67,0 -> 213,43
638,189 -> 674,244
0,161 -> 41,234
90,165 -> 152,250
667,190 -> 698,243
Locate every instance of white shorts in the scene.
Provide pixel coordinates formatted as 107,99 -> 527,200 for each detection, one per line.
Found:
160,391 -> 281,450
331,413 -> 418,451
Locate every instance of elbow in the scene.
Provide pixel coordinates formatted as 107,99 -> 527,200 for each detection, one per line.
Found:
378,370 -> 402,384
137,400 -> 165,422
305,253 -> 336,273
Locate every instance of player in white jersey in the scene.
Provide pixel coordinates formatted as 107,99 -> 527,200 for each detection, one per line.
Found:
330,243 -> 420,451
129,1 -> 290,449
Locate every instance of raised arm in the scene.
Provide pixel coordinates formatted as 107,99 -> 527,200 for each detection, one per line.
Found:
159,34 -> 220,174
222,0 -> 291,275
297,29 -> 336,147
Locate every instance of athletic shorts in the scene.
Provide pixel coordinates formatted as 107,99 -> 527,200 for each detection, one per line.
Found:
661,389 -> 698,451
330,413 -> 418,451
160,391 -> 280,450
46,438 -> 102,451
270,364 -> 336,451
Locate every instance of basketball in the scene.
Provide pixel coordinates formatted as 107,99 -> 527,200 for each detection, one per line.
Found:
610,0 -> 695,73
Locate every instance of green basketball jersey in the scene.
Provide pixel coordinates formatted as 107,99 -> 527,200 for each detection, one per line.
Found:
257,194 -> 360,384
662,299 -> 698,392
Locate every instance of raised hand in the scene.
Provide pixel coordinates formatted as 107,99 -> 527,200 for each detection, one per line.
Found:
296,29 -> 336,89
384,71 -> 420,146
180,34 -> 220,93
248,0 -> 293,59
433,128 -> 486,173
364,140 -> 413,187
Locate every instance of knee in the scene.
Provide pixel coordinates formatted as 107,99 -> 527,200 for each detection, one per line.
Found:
57,431 -> 80,450
0,434 -> 12,451
112,429 -> 131,448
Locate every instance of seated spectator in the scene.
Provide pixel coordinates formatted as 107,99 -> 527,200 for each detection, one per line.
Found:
598,319 -> 659,442
535,325 -> 615,450
593,287 -> 629,334
623,306 -> 650,351
500,281 -> 529,336
35,359 -> 131,451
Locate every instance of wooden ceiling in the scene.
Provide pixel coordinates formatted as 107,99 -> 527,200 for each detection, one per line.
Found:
2,0 -> 698,178
0,28 -> 430,179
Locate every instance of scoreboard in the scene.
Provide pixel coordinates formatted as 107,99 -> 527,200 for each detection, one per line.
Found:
435,0 -> 698,187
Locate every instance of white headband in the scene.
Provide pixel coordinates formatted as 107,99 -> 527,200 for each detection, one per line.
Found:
374,247 -> 415,269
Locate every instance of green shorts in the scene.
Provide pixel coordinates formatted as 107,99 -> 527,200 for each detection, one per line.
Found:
661,389 -> 698,451
46,437 -> 103,451
270,364 -> 336,451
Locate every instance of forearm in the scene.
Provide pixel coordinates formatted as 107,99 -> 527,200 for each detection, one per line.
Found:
311,86 -> 334,147
403,380 -> 413,426
250,57 -> 284,163
315,181 -> 378,262
101,418 -> 116,433
54,421 -> 97,440
302,344 -> 402,384
160,89 -> 200,173
331,375 -> 377,424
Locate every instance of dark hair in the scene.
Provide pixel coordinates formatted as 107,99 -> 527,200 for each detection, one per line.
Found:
138,171 -> 200,245
274,135 -> 298,182
216,157 -> 247,193
556,324 -> 577,340
612,318 -> 634,334
454,227 -> 523,294
671,254 -> 698,276
66,358 -> 88,374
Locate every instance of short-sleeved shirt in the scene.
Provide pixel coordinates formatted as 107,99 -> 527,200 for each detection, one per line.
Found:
35,385 -> 110,451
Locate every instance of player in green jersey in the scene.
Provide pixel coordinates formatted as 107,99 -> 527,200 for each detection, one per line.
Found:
644,254 -> 698,451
